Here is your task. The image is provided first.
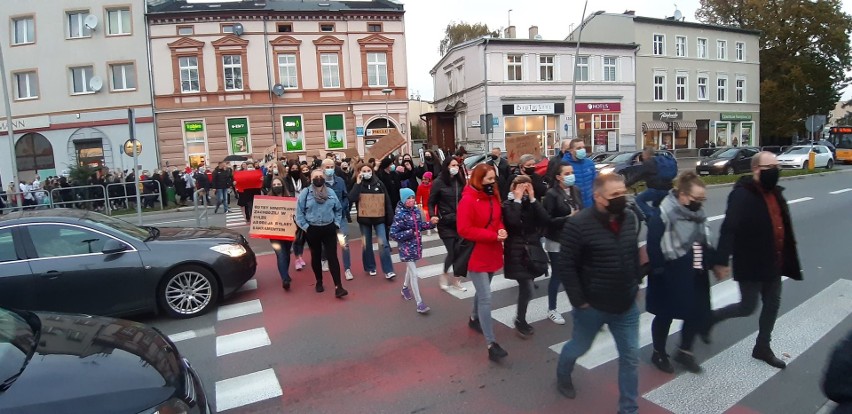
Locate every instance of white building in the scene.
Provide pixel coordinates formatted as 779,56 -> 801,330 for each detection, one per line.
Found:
429,26 -> 638,156
1,0 -> 156,185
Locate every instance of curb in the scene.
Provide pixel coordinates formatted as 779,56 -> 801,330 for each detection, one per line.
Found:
704,168 -> 852,189
113,205 -> 211,218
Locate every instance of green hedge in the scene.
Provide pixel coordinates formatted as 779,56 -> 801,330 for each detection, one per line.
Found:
630,169 -> 828,192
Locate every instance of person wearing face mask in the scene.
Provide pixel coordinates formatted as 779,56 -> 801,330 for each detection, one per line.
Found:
706,151 -> 802,369
285,161 -> 310,271
416,150 -> 441,180
645,172 -> 715,374
233,162 -> 263,223
349,163 -> 396,279
543,163 -> 582,325
390,188 -> 436,314
487,147 -> 510,197
512,154 -> 548,200
427,157 -> 467,292
267,177 -> 296,291
295,169 -> 347,298
561,138 -> 596,209
338,160 -> 355,223
553,174 -> 641,413
320,159 -> 352,280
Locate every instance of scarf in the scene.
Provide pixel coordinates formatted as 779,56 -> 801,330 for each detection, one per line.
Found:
659,191 -> 709,261
312,183 -> 329,204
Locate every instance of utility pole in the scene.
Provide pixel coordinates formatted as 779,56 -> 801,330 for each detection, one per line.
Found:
570,0 -> 590,140
129,108 -> 143,225
0,38 -> 19,184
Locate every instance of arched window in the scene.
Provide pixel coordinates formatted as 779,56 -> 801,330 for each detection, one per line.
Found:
15,133 -> 55,172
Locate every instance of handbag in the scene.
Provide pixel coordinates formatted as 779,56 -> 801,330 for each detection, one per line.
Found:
453,200 -> 493,277
524,243 -> 549,277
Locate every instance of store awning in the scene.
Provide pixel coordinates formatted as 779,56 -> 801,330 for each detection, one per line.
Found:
674,121 -> 698,130
642,121 -> 669,131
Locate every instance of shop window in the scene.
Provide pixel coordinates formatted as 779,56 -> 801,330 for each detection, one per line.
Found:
183,120 -> 207,168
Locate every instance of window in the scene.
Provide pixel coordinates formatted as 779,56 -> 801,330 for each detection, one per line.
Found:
539,55 -> 554,81
320,24 -> 334,32
697,75 -> 709,100
222,55 -> 243,91
736,77 -> 746,102
110,63 -> 136,91
277,23 -> 292,33
506,54 -> 522,81
107,8 -> 131,35
676,74 -> 687,101
367,52 -> 388,87
320,53 -> 340,88
653,73 -> 666,101
14,71 -> 38,100
68,11 -> 91,38
0,228 -> 17,263
603,56 -> 617,82
183,120 -> 207,168
446,72 -> 454,94
697,38 -> 708,59
221,25 -> 234,34
575,56 -> 589,81
179,56 -> 199,93
177,26 -> 194,35
277,54 -> 298,88
12,16 -> 34,45
28,225 -> 107,258
676,36 -> 687,57
736,42 -> 745,61
70,66 -> 94,94
368,23 -> 382,32
717,76 -> 728,102
717,40 -> 727,60
653,34 -> 665,55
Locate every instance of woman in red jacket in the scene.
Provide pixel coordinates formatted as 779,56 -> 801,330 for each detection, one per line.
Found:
457,163 -> 508,362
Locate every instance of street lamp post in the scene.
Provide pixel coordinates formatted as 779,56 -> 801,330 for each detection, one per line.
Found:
0,38 -> 19,185
382,88 -> 393,130
570,0 -> 590,141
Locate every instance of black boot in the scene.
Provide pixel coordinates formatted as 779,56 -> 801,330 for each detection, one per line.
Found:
487,342 -> 507,362
514,318 -> 534,337
557,377 -> 576,399
752,345 -> 786,369
651,350 -> 675,373
673,349 -> 702,373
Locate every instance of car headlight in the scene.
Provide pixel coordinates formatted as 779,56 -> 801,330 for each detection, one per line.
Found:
137,397 -> 191,414
695,161 -> 701,166
210,243 -> 247,257
600,167 -> 615,175
713,160 -> 729,166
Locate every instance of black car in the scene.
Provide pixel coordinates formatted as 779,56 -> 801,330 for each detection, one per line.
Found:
0,307 -> 210,413
695,147 -> 759,175
0,209 -> 256,319
597,150 -> 675,179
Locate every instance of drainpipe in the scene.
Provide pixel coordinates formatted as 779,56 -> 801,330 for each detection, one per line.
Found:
483,37 -> 490,149
143,0 -> 162,169
263,14 -> 278,150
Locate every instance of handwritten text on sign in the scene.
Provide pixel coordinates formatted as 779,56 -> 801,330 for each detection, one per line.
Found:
249,196 -> 297,240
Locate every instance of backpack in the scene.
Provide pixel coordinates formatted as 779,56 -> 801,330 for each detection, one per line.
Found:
655,155 -> 678,181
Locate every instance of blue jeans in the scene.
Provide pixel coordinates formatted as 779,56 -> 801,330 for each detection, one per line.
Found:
270,240 -> 293,282
360,223 -> 393,274
557,302 -> 640,414
470,272 -> 496,344
635,188 -> 668,219
215,189 -> 229,212
547,252 -> 563,311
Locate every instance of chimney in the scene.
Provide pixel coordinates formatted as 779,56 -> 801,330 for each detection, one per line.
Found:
504,25 -> 516,39
529,25 -> 539,40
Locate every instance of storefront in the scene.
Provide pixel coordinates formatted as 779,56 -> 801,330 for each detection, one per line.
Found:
502,103 -> 565,155
714,112 -> 755,147
642,111 -> 699,149
576,102 -> 622,152
182,120 -> 208,168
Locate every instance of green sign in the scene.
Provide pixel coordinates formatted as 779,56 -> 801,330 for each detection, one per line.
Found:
184,121 -> 204,132
227,118 -> 249,134
283,115 -> 305,152
325,114 -> 345,150
282,116 -> 302,132
720,113 -> 753,121
227,118 -> 250,154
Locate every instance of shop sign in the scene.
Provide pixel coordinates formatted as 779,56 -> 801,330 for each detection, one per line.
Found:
366,128 -> 393,136
652,111 -> 683,121
123,139 -> 142,157
720,112 -> 753,121
0,115 -> 50,133
324,114 -> 345,150
227,118 -> 250,155
356,126 -> 365,136
184,121 -> 204,132
575,102 -> 621,113
282,116 -> 302,132
514,103 -> 555,115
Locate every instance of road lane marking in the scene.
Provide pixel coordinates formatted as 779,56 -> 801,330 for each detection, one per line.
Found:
787,197 -> 814,204
644,279 -> 852,414
707,214 -> 726,222
216,328 -> 271,357
492,289 -> 573,328
830,188 -> 852,194
168,326 -> 215,343
149,219 -> 197,225
236,279 -> 257,293
215,368 -> 282,412
217,299 -> 263,321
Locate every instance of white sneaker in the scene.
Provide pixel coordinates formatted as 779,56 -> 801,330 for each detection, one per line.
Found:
345,269 -> 354,280
321,260 -> 329,272
385,272 -> 396,280
548,310 -> 566,325
450,280 -> 467,292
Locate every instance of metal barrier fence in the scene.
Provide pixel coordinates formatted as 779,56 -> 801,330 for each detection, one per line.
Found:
0,190 -> 51,214
49,184 -> 110,213
193,188 -> 209,227
105,180 -> 164,213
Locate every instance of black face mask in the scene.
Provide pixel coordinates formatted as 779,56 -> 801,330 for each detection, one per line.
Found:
289,170 -> 300,177
686,201 -> 702,212
524,167 -> 536,176
605,196 -> 627,215
312,177 -> 325,188
482,184 -> 495,195
271,186 -> 284,195
759,168 -> 779,191
425,156 -> 433,161
490,154 -> 499,161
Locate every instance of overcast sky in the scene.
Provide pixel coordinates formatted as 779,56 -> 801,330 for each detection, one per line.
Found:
400,0 -> 852,102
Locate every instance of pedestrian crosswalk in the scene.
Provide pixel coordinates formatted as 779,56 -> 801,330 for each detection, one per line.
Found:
225,210 -> 247,228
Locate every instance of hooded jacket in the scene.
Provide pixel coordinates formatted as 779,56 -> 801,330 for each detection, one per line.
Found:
562,153 -> 596,208
390,201 -> 434,262
456,185 -> 504,273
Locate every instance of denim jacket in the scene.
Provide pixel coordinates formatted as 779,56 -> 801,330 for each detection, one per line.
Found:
295,186 -> 342,230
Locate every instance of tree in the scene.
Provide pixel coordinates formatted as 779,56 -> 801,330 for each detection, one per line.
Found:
439,22 -> 499,56
410,122 -> 427,141
697,0 -> 852,140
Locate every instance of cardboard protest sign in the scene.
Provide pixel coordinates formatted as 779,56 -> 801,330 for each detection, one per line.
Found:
505,133 -> 543,164
365,129 -> 406,160
358,193 -> 386,218
249,196 -> 298,240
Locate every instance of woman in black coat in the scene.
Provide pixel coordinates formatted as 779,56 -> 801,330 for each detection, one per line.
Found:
542,162 -> 583,325
823,329 -> 852,414
502,175 -> 551,337
508,153 -> 547,200
427,156 -> 466,292
349,163 -> 396,278
646,172 -> 714,374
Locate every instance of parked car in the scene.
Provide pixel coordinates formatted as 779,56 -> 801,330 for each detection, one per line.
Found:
0,306 -> 210,413
796,139 -> 837,157
590,151 -> 618,163
777,145 -> 835,169
0,209 -> 256,319
598,150 -> 674,177
695,147 -> 760,175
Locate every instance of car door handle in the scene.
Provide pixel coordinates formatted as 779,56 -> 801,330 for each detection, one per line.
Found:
39,271 -> 63,279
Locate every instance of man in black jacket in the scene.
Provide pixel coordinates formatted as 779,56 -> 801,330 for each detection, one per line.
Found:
212,162 -> 232,214
487,147 -> 510,197
554,174 -> 641,414
625,147 -> 673,219
709,151 -> 802,369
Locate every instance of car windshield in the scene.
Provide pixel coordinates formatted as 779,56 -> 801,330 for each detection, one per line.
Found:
463,154 -> 483,170
713,148 -> 740,158
599,153 -> 622,162
783,146 -> 811,155
82,211 -> 149,241
0,308 -> 38,392
609,153 -> 636,163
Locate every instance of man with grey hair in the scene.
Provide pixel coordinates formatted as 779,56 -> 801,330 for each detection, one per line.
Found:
488,146 -> 510,197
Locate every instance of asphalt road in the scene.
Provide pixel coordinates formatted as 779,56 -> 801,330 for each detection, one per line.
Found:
130,167 -> 852,414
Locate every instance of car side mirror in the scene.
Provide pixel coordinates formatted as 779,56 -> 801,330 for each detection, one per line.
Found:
102,239 -> 129,255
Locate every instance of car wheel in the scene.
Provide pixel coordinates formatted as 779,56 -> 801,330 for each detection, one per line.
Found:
158,265 -> 219,319
802,161 -> 809,170
726,166 -> 735,175
826,159 -> 834,170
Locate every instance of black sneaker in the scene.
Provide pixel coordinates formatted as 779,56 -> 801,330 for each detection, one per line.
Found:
335,286 -> 348,298
752,346 -> 786,369
673,350 -> 702,373
651,350 -> 675,373
315,284 -> 324,293
468,318 -> 483,334
488,342 -> 508,361
515,318 -> 534,337
557,378 -> 576,399
282,281 -> 291,291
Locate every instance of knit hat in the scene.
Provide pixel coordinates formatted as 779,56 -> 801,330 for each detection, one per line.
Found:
422,171 -> 433,180
400,188 -> 415,201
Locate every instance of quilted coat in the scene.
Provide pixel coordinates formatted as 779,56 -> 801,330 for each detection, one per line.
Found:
389,201 -> 434,262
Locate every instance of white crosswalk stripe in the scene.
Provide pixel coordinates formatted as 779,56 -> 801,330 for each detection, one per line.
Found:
226,211 -> 247,228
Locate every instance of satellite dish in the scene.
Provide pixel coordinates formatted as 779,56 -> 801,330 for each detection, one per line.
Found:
673,9 -> 683,21
89,76 -> 103,92
84,14 -> 99,30
272,83 -> 285,96
534,34 -> 543,40
233,23 -> 244,36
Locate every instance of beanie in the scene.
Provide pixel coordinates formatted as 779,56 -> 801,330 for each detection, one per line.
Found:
422,171 -> 433,180
400,188 -> 415,202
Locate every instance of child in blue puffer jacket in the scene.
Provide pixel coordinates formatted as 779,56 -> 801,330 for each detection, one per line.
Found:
390,188 -> 434,314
